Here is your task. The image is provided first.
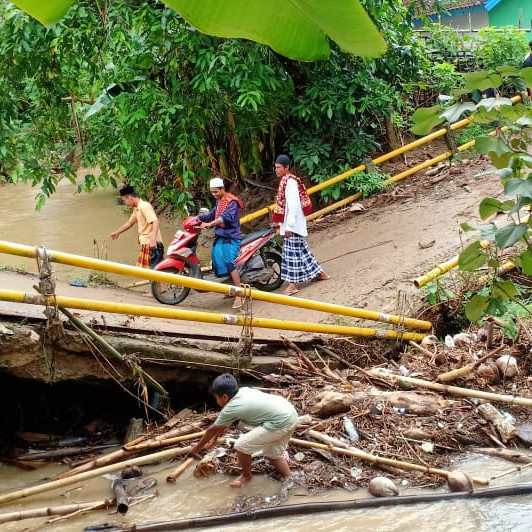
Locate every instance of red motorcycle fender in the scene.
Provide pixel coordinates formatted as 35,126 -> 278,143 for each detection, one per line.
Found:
154,257 -> 186,271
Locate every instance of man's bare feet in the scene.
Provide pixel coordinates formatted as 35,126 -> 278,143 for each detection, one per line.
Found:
230,474 -> 252,488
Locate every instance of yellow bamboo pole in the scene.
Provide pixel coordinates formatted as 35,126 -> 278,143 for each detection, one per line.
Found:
243,95 -> 521,227
0,289 -> 427,341
0,241 -> 431,331
0,445 -> 192,506
240,123 -> 469,226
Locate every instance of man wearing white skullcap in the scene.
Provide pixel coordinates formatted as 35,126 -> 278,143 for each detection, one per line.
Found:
198,178 -> 244,309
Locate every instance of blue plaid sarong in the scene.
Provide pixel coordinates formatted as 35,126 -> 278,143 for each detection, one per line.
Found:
281,234 -> 323,283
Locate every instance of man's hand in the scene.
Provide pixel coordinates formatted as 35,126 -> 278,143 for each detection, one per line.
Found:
285,230 -> 293,238
200,222 -> 213,229
149,238 -> 157,249
109,231 -> 119,241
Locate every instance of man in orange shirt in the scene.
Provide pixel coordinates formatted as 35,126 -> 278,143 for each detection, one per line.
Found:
109,186 -> 164,268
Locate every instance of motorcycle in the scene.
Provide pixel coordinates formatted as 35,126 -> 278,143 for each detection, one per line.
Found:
151,213 -> 283,305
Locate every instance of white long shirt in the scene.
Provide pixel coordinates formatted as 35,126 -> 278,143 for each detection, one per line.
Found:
279,177 -> 308,237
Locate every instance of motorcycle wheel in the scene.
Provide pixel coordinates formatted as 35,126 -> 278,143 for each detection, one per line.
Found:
151,266 -> 191,305
253,251 -> 284,292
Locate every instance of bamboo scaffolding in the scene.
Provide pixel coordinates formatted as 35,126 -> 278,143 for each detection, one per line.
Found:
0,498 -> 114,525
368,370 -> 532,407
290,437 -> 488,486
0,445 -> 192,506
54,430 -> 204,481
112,484 -> 532,532
0,241 -> 431,331
0,288 -> 428,341
61,308 -> 167,396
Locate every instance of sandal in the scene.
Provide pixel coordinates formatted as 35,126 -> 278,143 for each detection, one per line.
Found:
311,272 -> 331,282
232,298 -> 243,310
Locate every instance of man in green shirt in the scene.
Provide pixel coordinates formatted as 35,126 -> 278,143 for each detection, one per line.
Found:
190,373 -> 298,487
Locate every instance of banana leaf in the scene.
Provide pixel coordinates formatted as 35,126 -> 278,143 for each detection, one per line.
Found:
9,0 -> 387,60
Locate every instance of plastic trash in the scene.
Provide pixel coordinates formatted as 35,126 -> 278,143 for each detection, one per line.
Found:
343,416 -> 360,441
393,407 -> 409,414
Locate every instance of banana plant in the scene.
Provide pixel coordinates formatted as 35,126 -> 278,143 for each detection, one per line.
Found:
8,0 -> 387,60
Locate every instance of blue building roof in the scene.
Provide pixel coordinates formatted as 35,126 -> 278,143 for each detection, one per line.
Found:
484,0 -> 503,11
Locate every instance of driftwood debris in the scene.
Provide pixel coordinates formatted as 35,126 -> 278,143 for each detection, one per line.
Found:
311,388 -> 449,418
370,371 -> 532,407
290,436 -> 488,486
112,480 -> 129,514
0,499 -> 114,525
53,427 -> 204,481
0,445 -> 192,506
477,403 -> 517,444
436,345 -> 506,383
472,447 -> 532,464
166,457 -> 195,483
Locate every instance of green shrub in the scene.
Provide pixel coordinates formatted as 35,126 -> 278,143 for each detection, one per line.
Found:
474,26 -> 529,70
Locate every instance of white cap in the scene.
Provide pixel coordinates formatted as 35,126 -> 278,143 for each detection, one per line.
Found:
209,177 -> 224,188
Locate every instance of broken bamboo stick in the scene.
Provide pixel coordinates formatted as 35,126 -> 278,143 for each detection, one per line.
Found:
17,444 -> 116,462
112,480 -> 129,514
0,445 -> 193,507
0,498 -> 115,525
369,370 -> 532,407
60,308 -> 167,396
53,430 -> 204,480
290,437 -> 488,486
306,429 -> 350,449
125,431 -> 206,453
436,345 -> 506,383
166,457 -> 195,483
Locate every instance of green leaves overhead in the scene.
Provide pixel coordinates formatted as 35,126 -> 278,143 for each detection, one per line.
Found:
9,0 -> 74,25
9,0 -> 387,60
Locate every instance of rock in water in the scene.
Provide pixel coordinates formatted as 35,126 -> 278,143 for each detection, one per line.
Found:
368,477 -> 399,497
496,355 -> 518,378
447,471 -> 473,492
121,466 -> 143,479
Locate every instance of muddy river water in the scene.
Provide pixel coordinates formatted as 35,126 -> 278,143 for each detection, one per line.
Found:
1,180 -> 532,530
1,454 -> 532,531
0,178 -> 179,277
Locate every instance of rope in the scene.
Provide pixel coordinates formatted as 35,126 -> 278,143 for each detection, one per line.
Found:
34,246 -> 63,380
236,284 -> 254,357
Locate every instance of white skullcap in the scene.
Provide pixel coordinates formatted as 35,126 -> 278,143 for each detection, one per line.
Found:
209,177 -> 224,188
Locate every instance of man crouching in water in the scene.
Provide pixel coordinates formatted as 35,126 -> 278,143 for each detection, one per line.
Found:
190,373 -> 298,487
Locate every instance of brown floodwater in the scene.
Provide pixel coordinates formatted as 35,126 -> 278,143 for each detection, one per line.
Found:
1,452 -> 532,531
0,178 -> 178,279
1,179 -> 532,530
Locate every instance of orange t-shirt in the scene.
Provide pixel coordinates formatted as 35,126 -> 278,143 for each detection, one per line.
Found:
129,199 -> 162,245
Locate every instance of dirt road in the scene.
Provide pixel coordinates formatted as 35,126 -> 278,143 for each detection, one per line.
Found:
0,155 -> 502,341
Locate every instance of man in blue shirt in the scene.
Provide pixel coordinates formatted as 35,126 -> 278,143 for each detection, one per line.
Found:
199,178 -> 244,309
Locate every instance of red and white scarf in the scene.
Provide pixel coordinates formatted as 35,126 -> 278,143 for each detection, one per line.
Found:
215,192 -> 244,224
272,173 -> 313,224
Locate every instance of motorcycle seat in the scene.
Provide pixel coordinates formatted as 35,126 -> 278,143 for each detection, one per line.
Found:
240,228 -> 272,246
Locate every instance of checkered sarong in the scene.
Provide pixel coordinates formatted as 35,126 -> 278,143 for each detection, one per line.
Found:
281,234 -> 323,283
136,243 -> 164,269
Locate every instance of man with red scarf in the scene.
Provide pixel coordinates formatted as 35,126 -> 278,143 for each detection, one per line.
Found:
199,178 -> 244,309
273,155 -> 329,296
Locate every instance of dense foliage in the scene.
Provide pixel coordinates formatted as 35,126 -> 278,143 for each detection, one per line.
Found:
411,65 -> 532,335
0,0 -> 423,212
